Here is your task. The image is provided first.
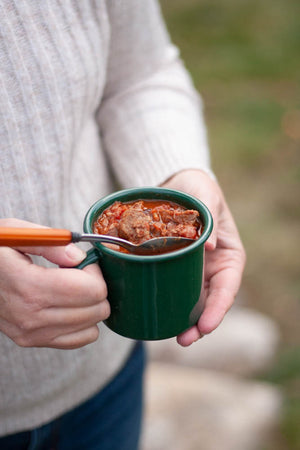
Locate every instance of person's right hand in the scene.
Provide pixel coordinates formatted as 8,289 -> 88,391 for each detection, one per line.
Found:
0,219 -> 110,350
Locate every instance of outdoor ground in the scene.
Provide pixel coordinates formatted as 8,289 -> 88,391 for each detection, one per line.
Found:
159,1 -> 300,449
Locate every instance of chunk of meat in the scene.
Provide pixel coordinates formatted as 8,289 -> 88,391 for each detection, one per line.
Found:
118,209 -> 151,244
155,208 -> 199,225
166,223 -> 198,239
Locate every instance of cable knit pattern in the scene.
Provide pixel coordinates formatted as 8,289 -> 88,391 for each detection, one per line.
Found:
0,0 -> 212,435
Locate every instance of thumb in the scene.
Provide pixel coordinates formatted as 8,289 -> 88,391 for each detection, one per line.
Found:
0,218 -> 87,267
202,192 -> 220,251
15,243 -> 87,267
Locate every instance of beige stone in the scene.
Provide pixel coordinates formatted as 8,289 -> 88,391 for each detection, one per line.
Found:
147,306 -> 280,376
141,363 -> 282,450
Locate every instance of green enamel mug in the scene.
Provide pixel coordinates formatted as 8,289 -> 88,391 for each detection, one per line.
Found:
78,187 -> 213,340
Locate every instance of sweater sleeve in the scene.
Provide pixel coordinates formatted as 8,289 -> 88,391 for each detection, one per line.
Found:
97,0 -> 213,187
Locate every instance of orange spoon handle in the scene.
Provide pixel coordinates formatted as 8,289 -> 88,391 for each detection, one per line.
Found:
0,228 -> 73,246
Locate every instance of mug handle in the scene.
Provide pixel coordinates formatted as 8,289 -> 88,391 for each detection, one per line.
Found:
76,248 -> 101,269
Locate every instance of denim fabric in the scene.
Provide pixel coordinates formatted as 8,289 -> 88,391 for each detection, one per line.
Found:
1,342 -> 145,450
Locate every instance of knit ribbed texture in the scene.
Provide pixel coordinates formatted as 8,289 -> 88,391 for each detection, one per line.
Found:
0,0 -> 212,435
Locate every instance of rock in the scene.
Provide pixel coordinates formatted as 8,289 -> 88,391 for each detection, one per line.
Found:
141,363 -> 282,450
147,306 -> 280,376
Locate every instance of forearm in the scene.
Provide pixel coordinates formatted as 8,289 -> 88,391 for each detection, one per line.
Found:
98,0 -> 212,187
99,57 -> 212,187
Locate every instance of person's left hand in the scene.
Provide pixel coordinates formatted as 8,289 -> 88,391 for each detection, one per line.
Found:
162,169 -> 246,347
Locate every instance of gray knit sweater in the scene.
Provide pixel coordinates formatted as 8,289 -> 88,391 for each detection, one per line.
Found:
0,0 -> 211,435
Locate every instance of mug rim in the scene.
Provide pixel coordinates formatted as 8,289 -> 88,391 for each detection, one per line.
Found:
83,187 -> 213,261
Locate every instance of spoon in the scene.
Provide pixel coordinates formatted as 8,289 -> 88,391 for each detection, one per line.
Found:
0,227 -> 195,255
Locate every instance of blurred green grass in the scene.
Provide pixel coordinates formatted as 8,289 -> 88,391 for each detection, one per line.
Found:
160,0 -> 300,449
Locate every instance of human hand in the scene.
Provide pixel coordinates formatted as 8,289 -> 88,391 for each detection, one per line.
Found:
162,169 -> 246,346
0,219 -> 110,349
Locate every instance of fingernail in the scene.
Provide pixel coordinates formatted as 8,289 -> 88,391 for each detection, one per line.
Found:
65,244 -> 86,262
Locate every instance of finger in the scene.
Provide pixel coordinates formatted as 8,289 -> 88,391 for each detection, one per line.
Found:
37,301 -> 111,329
12,302 -> 109,348
44,325 -> 100,349
4,300 -> 108,347
201,190 -> 220,251
29,265 -> 108,308
197,266 -> 242,335
16,243 -> 87,267
176,325 -> 203,347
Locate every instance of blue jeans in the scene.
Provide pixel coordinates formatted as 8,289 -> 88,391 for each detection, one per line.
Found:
0,342 -> 146,450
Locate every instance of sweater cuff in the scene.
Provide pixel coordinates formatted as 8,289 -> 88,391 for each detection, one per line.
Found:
100,96 -> 214,187
105,131 -> 213,187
